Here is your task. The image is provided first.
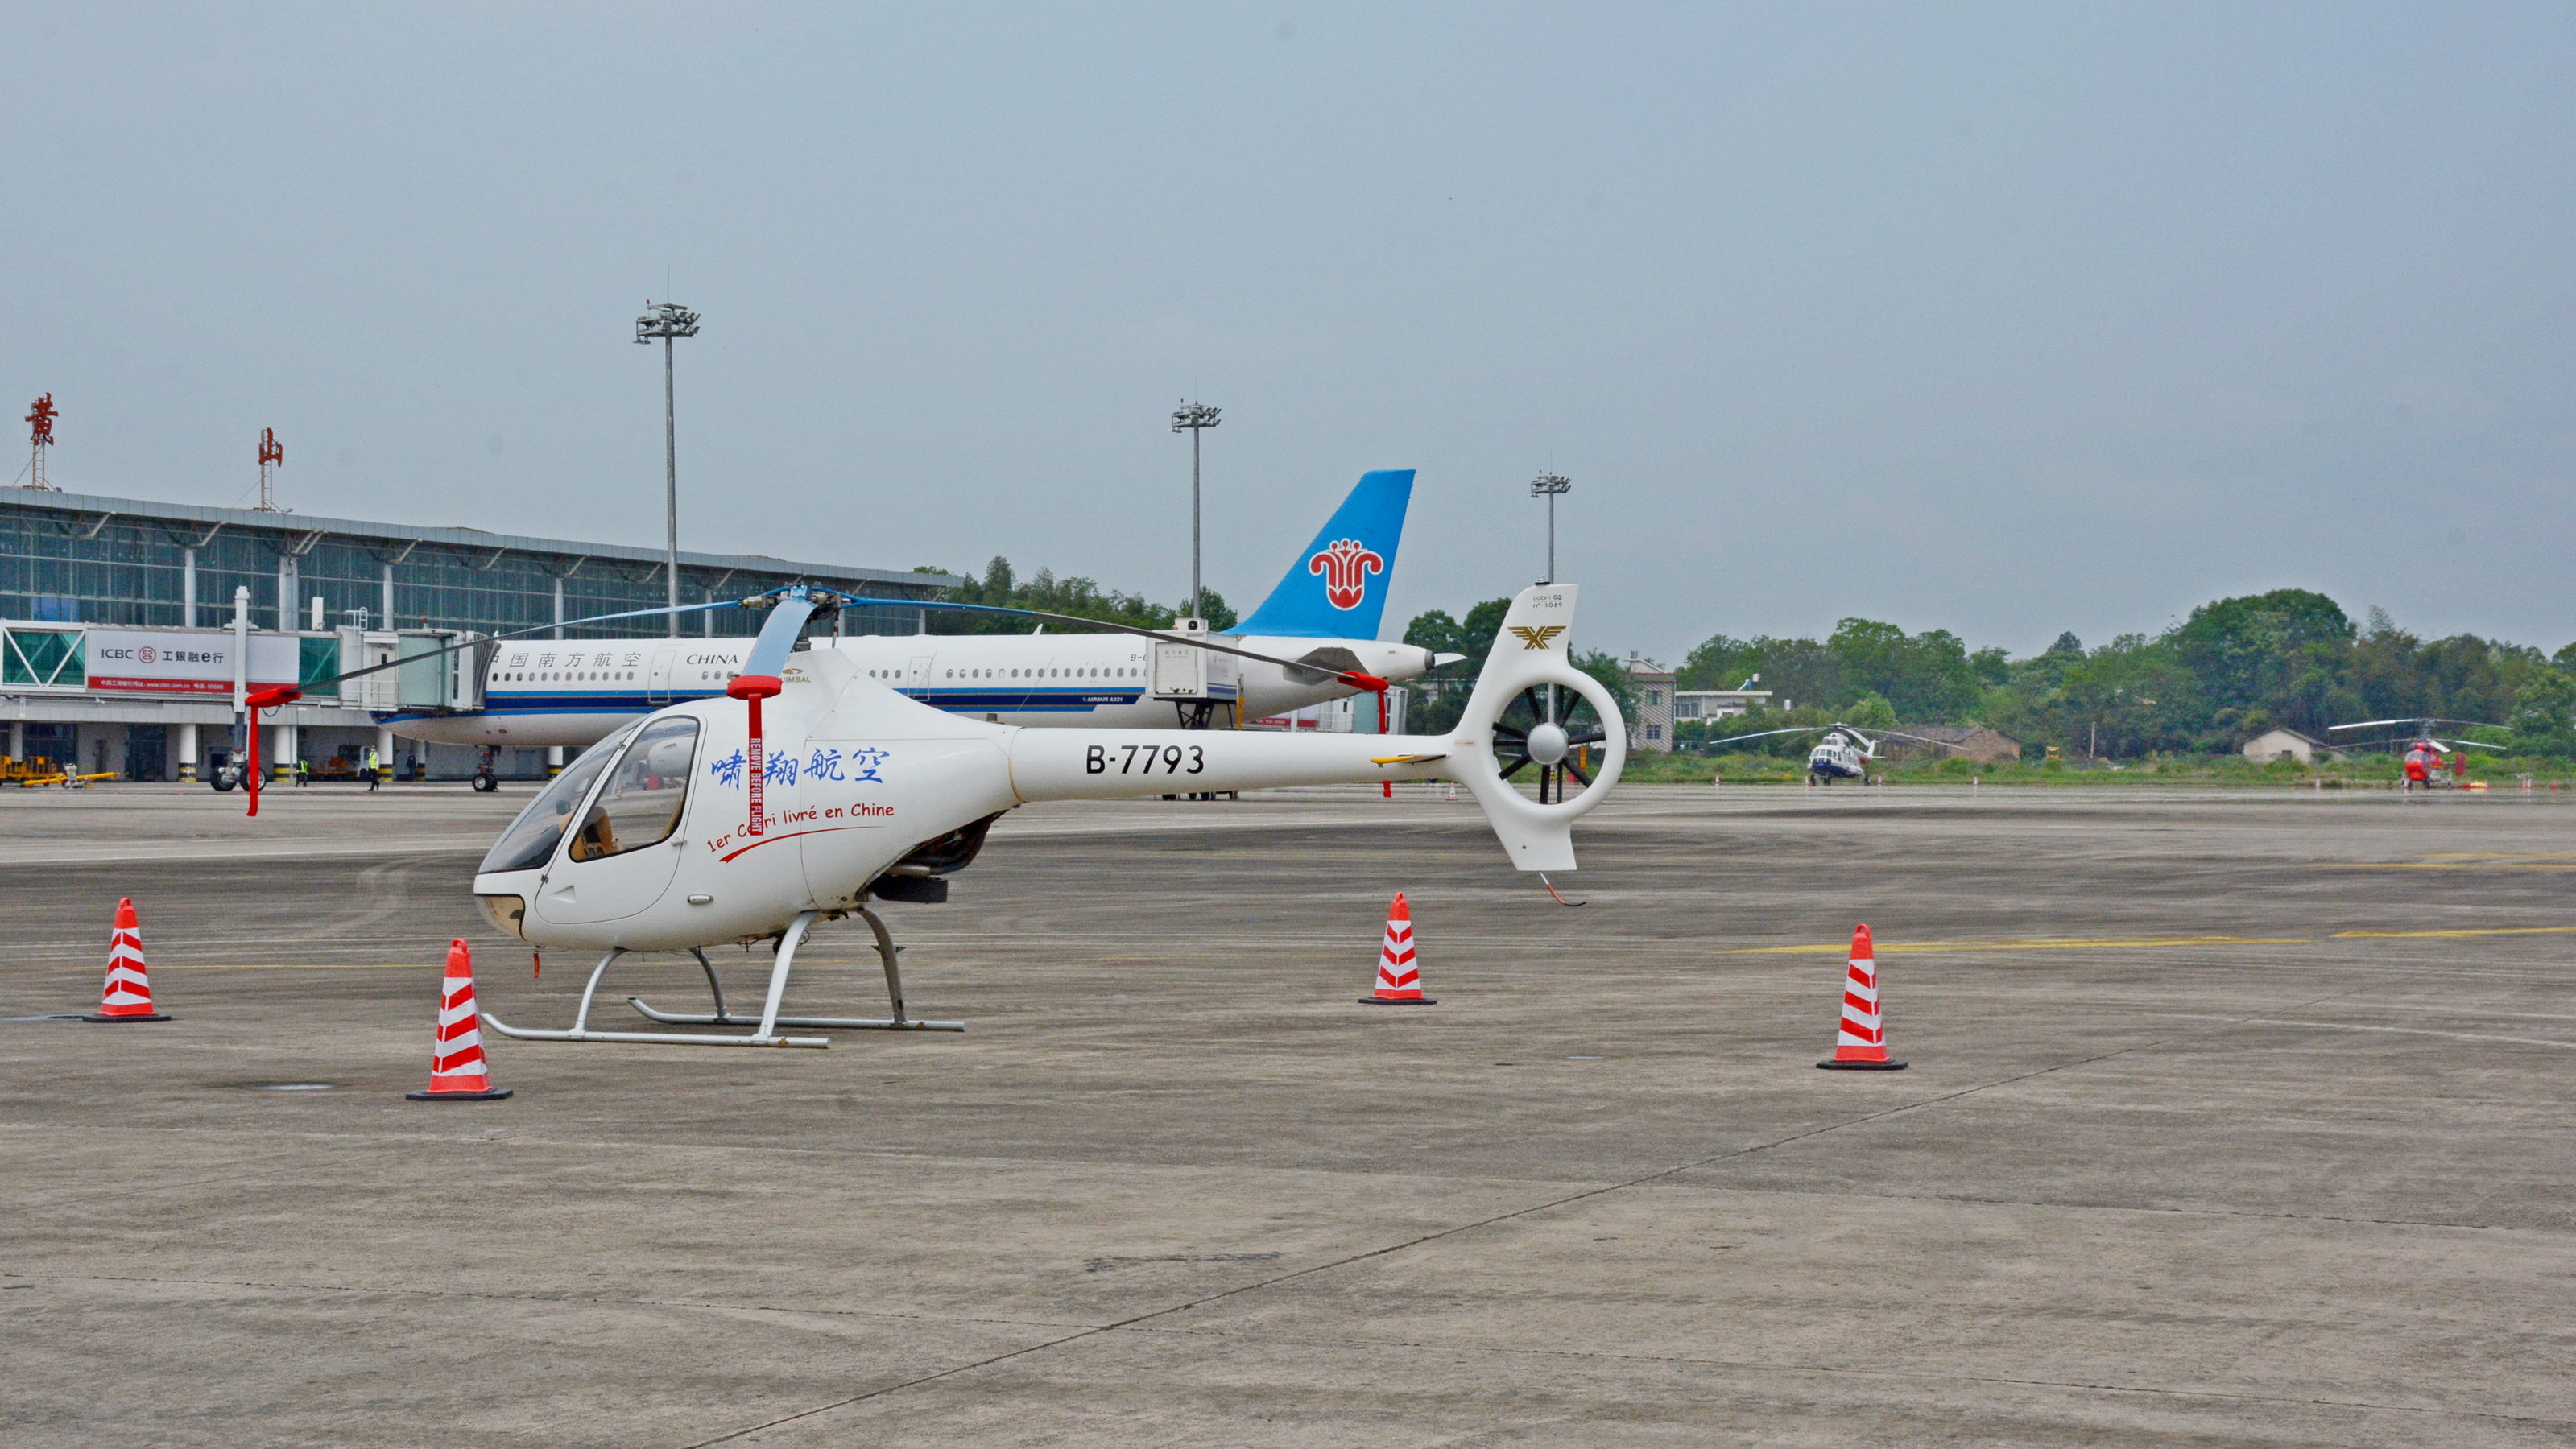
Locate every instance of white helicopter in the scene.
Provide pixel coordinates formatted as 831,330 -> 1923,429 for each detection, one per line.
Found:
1701,720 -> 1966,785
241,582 -> 1622,1049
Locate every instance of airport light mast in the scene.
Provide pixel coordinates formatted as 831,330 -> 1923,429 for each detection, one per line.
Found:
1531,472 -> 1572,584
253,428 -> 284,512
1171,399 -> 1221,621
23,394 -> 59,491
637,300 -> 701,637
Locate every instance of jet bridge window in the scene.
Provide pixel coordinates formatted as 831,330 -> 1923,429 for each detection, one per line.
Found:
568,717 -> 701,862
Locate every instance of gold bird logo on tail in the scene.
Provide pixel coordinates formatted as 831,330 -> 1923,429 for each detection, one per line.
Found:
1507,625 -> 1566,650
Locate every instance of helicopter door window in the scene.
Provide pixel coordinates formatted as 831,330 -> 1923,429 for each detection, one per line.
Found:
476,724 -> 637,874
568,716 -> 701,862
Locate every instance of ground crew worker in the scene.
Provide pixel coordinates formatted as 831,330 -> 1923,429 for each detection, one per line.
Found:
293,758 -> 310,789
363,745 -> 381,791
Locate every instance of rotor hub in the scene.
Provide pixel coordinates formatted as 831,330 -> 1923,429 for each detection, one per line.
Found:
1527,721 -> 1571,766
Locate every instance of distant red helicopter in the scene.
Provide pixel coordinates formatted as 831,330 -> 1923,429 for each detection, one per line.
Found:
2326,716 -> 2503,791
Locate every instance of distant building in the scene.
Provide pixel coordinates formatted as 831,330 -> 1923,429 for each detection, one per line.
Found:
1673,686 -> 1776,723
1623,653 -> 1674,752
1881,724 -> 2022,765
0,487 -> 953,781
2242,727 -> 2334,764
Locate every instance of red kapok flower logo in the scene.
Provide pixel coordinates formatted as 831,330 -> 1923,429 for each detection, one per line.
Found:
1306,538 -> 1385,610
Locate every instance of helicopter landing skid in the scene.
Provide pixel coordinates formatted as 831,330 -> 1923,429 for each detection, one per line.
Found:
482,910 -> 850,1048
626,907 -> 963,1033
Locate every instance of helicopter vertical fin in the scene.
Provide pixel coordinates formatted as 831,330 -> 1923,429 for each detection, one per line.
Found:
1445,584 -> 1622,872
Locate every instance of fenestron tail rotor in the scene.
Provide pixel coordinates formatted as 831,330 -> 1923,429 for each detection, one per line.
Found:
1440,584 -> 1626,873
1492,684 -> 1611,803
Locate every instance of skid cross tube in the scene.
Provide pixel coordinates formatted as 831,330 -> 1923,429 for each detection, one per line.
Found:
480,923 -> 831,1048
628,907 -> 964,1032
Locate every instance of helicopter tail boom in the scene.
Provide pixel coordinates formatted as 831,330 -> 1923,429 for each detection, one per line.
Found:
1005,584 -> 1624,871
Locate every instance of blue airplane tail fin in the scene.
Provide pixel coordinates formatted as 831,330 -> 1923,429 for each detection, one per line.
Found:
1235,469 -> 1414,638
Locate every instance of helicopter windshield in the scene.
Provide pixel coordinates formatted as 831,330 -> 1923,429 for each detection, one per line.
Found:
476,725 -> 639,875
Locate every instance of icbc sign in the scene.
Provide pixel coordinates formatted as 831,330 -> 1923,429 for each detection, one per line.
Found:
84,630 -> 297,696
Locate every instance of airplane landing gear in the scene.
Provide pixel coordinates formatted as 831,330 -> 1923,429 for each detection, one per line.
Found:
471,746 -> 499,792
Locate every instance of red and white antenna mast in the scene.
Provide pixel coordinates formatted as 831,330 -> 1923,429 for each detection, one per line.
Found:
23,394 -> 59,490
254,427 -> 284,511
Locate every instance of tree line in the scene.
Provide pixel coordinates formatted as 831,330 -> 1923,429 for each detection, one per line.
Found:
1677,588 -> 2576,758
1408,587 -> 2576,758
916,568 -> 2576,761
916,558 -> 1235,634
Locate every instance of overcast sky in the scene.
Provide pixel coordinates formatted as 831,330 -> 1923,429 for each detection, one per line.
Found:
7,5 -> 2574,660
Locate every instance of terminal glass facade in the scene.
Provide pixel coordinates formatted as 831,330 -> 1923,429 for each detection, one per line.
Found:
0,493 -> 948,640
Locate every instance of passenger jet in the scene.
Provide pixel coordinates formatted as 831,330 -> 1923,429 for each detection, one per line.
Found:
387,470 -> 1445,749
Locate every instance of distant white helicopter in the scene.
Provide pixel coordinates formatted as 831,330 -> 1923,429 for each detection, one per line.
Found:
1701,721 -> 1966,785
241,583 -> 1622,1050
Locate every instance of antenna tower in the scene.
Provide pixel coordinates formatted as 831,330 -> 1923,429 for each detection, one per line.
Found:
254,428 -> 284,511
23,394 -> 59,490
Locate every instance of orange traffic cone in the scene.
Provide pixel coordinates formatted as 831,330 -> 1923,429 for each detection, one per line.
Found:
407,940 -> 512,1101
83,898 -> 170,1022
1817,924 -> 1904,1069
1359,893 -> 1436,1005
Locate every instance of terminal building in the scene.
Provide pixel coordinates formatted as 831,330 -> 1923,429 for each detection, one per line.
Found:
0,487 -> 957,782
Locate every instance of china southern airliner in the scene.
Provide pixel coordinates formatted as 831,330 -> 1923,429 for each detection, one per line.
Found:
386,471 -> 1447,750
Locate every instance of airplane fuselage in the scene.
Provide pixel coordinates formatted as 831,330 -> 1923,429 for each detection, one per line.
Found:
387,633 -> 1438,749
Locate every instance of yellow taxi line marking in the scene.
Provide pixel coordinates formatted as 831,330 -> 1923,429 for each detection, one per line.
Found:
1714,925 -> 2576,956
2241,1019 -> 2576,1051
1712,935 -> 2311,956
2323,862 -> 2576,869
2330,926 -> 2576,939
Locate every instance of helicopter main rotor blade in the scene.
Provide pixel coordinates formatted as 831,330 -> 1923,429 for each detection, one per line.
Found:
275,597 -> 742,699
1701,725 -> 1826,747
2328,717 -> 2503,733
1871,728 -> 1970,753
836,595 -> 1391,688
